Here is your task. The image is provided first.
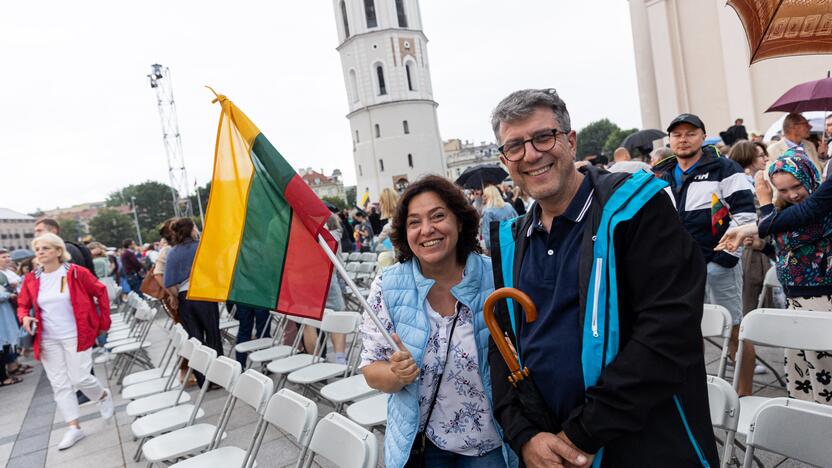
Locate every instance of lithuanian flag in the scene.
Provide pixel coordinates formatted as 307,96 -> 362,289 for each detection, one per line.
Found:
188,93 -> 337,319
710,193 -> 729,236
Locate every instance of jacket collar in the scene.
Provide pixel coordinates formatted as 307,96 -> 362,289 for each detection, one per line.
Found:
33,262 -> 70,280
408,253 -> 484,307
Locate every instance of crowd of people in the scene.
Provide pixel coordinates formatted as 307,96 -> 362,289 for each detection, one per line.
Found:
2,87 -> 831,467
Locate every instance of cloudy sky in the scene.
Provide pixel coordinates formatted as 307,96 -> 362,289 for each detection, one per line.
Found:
1,1 -> 641,214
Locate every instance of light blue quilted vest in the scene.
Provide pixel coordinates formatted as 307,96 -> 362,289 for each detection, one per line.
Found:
380,253 -> 517,468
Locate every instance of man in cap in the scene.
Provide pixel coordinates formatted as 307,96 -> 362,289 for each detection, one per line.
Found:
654,114 -> 756,375
767,113 -> 822,171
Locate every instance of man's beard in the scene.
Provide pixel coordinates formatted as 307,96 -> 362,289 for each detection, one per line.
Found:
675,148 -> 701,159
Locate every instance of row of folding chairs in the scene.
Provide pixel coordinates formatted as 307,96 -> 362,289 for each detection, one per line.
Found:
100,292 -> 168,385
124,338 -> 377,467
706,307 -> 832,467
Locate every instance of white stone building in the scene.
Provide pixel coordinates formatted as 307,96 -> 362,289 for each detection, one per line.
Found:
444,139 -> 504,180
332,0 -> 446,198
0,208 -> 36,251
299,168 -> 347,201
629,0 -> 832,138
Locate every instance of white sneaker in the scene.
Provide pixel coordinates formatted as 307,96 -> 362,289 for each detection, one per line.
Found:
58,427 -> 85,450
98,389 -> 114,420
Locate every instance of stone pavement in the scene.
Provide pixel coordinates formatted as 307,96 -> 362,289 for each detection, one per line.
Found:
0,315 -> 816,467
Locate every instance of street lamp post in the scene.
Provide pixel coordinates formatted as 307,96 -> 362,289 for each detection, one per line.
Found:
131,196 -> 143,245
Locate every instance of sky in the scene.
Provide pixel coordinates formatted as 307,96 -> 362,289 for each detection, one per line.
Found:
1,1 -> 642,214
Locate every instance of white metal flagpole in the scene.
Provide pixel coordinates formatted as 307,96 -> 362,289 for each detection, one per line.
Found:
317,234 -> 398,349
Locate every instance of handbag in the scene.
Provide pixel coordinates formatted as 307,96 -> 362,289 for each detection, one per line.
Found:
404,311 -> 460,468
140,272 -> 165,300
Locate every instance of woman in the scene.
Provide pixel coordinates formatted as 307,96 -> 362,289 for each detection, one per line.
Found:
376,187 -> 399,251
16,233 -> 113,450
729,141 -> 767,185
511,186 -> 528,216
88,243 -> 110,279
163,218 -> 223,386
360,175 -> 515,468
480,185 -> 517,254
763,150 -> 832,404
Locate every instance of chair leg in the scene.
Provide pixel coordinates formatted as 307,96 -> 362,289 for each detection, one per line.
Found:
133,437 -> 146,461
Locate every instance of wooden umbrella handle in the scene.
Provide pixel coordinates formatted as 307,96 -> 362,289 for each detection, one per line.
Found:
483,287 -> 538,375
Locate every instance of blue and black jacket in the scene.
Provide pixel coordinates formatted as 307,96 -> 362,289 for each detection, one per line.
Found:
488,167 -> 718,467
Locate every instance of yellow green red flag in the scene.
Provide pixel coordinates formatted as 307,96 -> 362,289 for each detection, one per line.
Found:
188,93 -> 337,319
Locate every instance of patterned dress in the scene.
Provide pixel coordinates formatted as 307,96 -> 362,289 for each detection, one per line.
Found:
785,296 -> 832,404
360,276 -> 502,456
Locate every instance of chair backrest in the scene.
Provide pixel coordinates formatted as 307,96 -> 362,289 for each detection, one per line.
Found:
701,304 -> 731,338
206,356 -> 243,390
303,317 -> 323,330
231,370 -> 274,413
357,263 -> 376,274
264,389 -> 318,446
346,262 -> 360,272
320,311 -> 361,335
359,252 -> 377,263
706,375 -> 739,432
347,252 -> 362,262
744,397 -> 832,467
762,266 -> 780,288
306,412 -> 377,468
171,326 -> 188,349
740,308 -> 832,351
179,338 -> 200,360
189,346 -> 218,375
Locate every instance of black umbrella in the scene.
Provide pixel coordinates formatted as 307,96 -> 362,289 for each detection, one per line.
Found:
323,200 -> 339,213
484,287 -> 556,433
454,164 -> 508,189
620,129 -> 666,151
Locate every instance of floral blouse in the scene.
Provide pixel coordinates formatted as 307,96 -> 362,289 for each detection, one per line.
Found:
360,276 -> 502,456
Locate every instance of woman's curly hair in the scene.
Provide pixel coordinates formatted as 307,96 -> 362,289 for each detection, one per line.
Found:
390,175 -> 481,265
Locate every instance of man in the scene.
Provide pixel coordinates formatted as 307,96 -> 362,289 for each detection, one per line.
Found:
650,147 -> 673,167
654,113 -> 757,365
767,113 -> 822,171
722,117 -> 748,145
34,218 -> 94,272
608,147 -> 652,174
0,249 -> 21,290
488,89 -> 717,467
120,239 -> 144,295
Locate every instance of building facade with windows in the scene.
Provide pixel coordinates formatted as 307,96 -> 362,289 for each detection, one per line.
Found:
332,0 -> 445,199
299,167 -> 347,201
0,208 -> 36,251
444,139 -> 503,180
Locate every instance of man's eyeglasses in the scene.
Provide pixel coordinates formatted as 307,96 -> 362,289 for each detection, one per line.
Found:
499,129 -> 568,161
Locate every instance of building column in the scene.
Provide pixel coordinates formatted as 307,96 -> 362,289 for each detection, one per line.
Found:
628,0 -> 661,130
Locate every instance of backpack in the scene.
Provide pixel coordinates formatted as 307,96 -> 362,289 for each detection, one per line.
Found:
66,241 -> 95,272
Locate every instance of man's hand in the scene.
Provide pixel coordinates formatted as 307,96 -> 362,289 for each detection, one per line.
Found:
743,234 -> 767,251
521,432 -> 590,468
556,432 -> 594,468
389,334 -> 419,385
755,171 -> 774,205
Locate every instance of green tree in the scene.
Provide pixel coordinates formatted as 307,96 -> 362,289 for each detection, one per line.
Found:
602,127 -> 639,156
107,181 -> 177,240
188,181 -> 211,229
57,218 -> 83,242
576,119 -> 620,159
345,186 -> 357,208
322,196 -> 347,211
89,209 -> 135,248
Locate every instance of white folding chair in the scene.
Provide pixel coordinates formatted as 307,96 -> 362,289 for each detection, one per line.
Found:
141,366 -> 261,466
358,252 -> 377,263
124,338 -> 199,418
299,412 -> 378,468
707,375 -> 740,468
346,393 -> 387,429
320,374 -> 379,413
247,315 -> 307,370
732,308 -> 832,459
355,263 -> 376,285
121,336 -> 193,400
347,252 -> 362,263
287,312 -> 362,392
233,311 -> 284,355
742,397 -> 832,468
701,304 -> 732,379
130,345 -> 218,460
122,325 -> 188,388
266,313 -> 334,389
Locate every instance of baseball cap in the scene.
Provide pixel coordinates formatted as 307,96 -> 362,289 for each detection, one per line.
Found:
667,113 -> 706,133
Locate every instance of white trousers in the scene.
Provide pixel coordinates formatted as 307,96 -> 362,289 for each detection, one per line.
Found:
40,337 -> 105,423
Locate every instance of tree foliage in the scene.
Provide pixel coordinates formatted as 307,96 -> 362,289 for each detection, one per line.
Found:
107,181 -> 177,242
345,186 -> 357,208
89,209 -> 135,248
576,119 -> 619,159
322,196 -> 347,211
57,218 -> 83,242
602,127 -> 640,156
188,181 -> 211,229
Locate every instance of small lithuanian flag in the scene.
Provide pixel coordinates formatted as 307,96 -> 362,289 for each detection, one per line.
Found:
710,193 -> 730,236
188,93 -> 337,320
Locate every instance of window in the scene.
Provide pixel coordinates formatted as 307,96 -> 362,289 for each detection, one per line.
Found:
376,65 -> 386,95
395,0 -> 408,27
340,1 -> 350,38
349,69 -> 359,103
355,130 -> 360,142
379,159 -> 385,171
375,124 -> 380,138
402,120 -> 409,134
364,0 -> 377,28
407,153 -> 413,168
405,63 -> 414,91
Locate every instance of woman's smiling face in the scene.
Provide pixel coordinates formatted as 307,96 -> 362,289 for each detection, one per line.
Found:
405,191 -> 460,267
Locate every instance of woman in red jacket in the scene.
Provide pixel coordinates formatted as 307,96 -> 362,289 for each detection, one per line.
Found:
17,233 -> 113,450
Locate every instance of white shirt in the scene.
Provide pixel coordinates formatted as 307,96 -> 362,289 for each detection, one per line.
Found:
360,276 -> 502,456
37,269 -> 77,340
2,269 -> 21,288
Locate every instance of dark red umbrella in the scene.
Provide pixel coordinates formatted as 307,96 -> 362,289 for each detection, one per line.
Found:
766,76 -> 832,113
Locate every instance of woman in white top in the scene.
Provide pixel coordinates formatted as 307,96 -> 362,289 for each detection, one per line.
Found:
17,233 -> 113,450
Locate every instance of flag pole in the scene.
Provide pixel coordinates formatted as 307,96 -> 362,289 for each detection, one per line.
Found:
317,234 -> 398,349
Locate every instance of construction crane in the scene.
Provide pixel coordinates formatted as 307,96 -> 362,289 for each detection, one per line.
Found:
148,63 -> 193,219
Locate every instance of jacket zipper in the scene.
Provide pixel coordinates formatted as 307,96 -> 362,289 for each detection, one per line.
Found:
591,257 -> 603,337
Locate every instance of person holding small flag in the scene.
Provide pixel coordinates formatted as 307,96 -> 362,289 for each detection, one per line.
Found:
654,113 -> 757,364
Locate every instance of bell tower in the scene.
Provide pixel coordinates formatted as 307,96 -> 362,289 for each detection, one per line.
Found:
333,0 -> 445,200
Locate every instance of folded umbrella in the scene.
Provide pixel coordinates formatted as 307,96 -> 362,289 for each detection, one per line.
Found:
483,287 -> 556,433
766,76 -> 832,113
454,164 -> 508,190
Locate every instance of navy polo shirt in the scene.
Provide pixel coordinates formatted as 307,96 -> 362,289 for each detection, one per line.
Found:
517,176 -> 593,426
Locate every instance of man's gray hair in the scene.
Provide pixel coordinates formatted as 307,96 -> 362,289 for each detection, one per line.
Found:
490,88 -> 571,143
